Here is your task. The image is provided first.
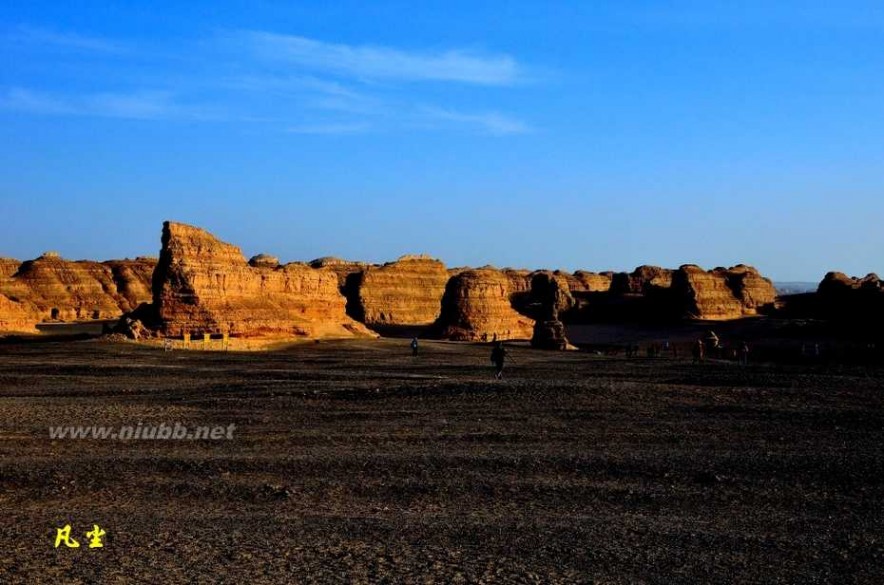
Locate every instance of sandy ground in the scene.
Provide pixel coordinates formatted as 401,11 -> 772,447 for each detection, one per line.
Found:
0,338 -> 882,583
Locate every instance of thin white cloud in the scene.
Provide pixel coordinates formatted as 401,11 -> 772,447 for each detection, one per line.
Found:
2,29 -> 535,134
0,87 -> 203,120
5,25 -> 123,53
224,74 -> 383,115
243,31 -> 520,85
86,91 -> 179,119
225,74 -> 359,98
420,106 -> 531,135
0,88 -> 75,115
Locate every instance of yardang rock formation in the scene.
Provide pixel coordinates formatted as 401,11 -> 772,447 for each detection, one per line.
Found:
0,254 -> 154,333
345,255 -> 450,328
0,220 -> 817,344
433,268 -> 535,341
146,221 -> 376,339
672,264 -> 776,320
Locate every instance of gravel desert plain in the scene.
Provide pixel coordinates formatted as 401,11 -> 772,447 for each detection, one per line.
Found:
7,2 -> 884,582
1,332 -> 882,583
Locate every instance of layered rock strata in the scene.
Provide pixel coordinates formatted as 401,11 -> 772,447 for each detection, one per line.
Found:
0,254 -> 155,332
433,269 -> 534,341
347,255 -> 450,327
529,272 -> 574,350
672,264 -> 776,320
149,222 -> 375,339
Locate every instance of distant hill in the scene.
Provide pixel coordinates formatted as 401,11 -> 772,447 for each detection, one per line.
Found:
774,282 -> 818,295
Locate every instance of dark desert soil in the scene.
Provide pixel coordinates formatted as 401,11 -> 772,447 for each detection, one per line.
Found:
0,339 -> 882,583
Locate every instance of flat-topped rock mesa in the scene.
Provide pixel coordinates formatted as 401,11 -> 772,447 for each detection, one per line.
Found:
502,269 -> 534,294
149,221 -> 375,339
610,265 -> 673,296
563,266 -> 673,323
725,264 -> 778,310
0,257 -> 22,279
0,292 -> 44,332
672,264 -> 776,320
0,254 -> 155,332
816,271 -> 884,324
818,271 -> 883,296
672,265 -> 742,320
308,257 -> 369,289
565,270 -> 614,293
346,255 -> 450,327
433,268 -> 534,341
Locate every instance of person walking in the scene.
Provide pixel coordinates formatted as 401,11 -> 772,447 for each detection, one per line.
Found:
490,341 -> 507,379
693,339 -> 705,363
410,337 -> 419,357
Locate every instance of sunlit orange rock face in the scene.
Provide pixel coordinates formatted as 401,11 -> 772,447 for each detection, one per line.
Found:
725,264 -> 778,312
565,270 -> 613,293
672,264 -> 776,320
309,257 -> 367,289
348,255 -> 450,327
0,218 -> 785,338
0,253 -> 155,333
434,268 -> 534,341
0,292 -> 43,333
150,221 -> 376,339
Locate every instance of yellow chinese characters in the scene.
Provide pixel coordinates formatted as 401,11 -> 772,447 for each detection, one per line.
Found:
54,525 -> 80,548
54,524 -> 106,549
86,524 -> 106,548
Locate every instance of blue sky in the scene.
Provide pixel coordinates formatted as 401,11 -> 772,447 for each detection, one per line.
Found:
1,1 -> 882,281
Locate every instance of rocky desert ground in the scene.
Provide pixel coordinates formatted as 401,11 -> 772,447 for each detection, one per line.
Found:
1,337 -> 882,583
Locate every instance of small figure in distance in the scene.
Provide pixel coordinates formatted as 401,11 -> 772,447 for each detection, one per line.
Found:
739,341 -> 749,366
704,330 -> 720,360
693,338 -> 705,363
411,336 -> 419,357
490,341 -> 507,379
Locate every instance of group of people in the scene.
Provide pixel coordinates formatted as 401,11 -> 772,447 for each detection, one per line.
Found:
409,330 -> 752,380
625,342 -> 675,359
692,331 -> 750,365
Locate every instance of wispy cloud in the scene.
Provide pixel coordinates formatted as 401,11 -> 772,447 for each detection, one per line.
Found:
2,26 -> 535,135
224,74 -> 358,98
224,74 -> 383,115
4,25 -> 123,53
242,31 -> 520,86
0,88 -> 74,115
420,106 -> 531,135
0,88 -> 203,120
